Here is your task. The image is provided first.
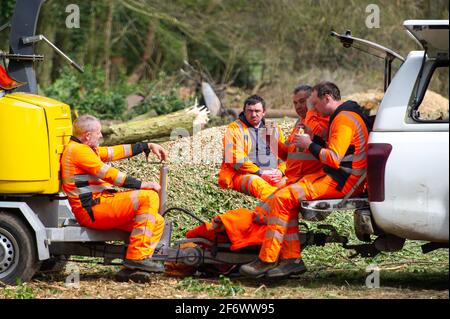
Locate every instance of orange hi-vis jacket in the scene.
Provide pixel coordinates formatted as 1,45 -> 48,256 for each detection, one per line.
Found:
308,100 -> 370,193
61,137 -> 149,222
218,113 -> 286,189
278,109 -> 329,184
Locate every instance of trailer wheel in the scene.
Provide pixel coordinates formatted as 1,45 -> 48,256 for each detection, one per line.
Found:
0,211 -> 41,285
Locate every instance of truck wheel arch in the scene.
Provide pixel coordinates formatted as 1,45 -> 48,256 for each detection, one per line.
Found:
0,201 -> 50,261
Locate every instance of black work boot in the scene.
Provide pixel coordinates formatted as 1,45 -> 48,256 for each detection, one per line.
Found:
123,258 -> 165,273
265,258 -> 307,278
239,259 -> 278,278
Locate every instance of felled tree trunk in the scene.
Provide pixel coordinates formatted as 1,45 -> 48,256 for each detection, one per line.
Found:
101,104 -> 209,145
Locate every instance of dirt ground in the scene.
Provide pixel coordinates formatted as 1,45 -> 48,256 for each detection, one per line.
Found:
2,261 -> 447,299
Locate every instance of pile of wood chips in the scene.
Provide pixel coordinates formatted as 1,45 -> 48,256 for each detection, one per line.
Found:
345,89 -> 449,120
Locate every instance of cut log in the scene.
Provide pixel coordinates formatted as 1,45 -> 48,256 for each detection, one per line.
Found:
101,103 -> 209,145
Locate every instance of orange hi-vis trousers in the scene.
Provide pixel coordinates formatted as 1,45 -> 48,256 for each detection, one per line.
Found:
232,173 -> 288,201
70,189 -> 164,260
258,170 -> 364,263
253,191 -> 301,261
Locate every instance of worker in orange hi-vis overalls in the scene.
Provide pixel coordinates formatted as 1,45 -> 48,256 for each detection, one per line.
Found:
218,95 -> 287,201
277,85 -> 330,188
61,115 -> 168,273
239,82 -> 371,279
186,85 -> 330,262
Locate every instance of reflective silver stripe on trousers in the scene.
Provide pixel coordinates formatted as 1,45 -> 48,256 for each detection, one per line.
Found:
97,164 -> 111,179
267,216 -> 298,228
256,201 -> 270,214
288,183 -> 306,202
114,171 -> 126,185
283,233 -> 300,241
135,213 -> 156,224
124,144 -> 132,157
130,227 -> 153,238
107,147 -> 114,162
245,175 -> 254,194
240,175 -> 250,192
242,174 -> 258,193
130,191 -> 140,212
287,152 -> 317,160
265,229 -> 284,241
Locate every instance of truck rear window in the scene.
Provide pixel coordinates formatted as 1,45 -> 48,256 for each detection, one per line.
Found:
415,65 -> 449,122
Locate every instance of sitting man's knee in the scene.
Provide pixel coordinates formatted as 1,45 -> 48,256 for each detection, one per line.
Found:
138,189 -> 160,206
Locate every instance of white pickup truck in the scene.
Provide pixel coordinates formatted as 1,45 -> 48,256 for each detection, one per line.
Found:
302,20 -> 449,256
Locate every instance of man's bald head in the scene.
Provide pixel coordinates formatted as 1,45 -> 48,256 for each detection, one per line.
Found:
73,115 -> 100,139
72,115 -> 103,148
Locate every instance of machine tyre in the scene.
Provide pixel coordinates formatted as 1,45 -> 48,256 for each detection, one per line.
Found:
0,211 -> 41,285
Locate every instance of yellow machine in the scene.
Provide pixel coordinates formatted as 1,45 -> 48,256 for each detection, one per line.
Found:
0,0 -> 133,285
0,93 -> 72,194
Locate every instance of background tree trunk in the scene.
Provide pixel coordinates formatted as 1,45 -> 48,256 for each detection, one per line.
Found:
36,2 -> 57,88
128,20 -> 157,85
86,7 -> 98,67
104,0 -> 114,89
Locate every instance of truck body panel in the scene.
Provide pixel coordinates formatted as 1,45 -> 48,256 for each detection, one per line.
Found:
369,132 -> 449,242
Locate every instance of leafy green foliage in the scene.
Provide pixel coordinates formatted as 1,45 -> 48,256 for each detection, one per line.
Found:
0,0 -> 15,25
1,279 -> 35,299
42,66 -> 128,120
42,67 -> 194,120
130,89 -> 187,117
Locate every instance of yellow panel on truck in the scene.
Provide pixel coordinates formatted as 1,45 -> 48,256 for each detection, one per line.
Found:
0,92 -> 72,194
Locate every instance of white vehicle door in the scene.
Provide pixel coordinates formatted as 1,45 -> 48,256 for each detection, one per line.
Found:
369,20 -> 449,242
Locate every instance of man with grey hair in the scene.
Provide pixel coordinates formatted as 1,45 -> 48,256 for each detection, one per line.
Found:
61,114 -> 169,273
292,85 -> 312,120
